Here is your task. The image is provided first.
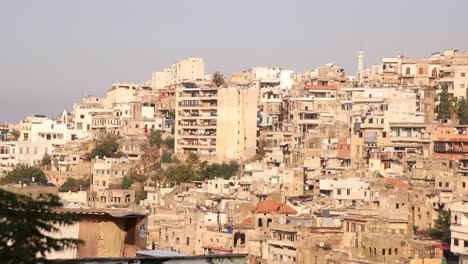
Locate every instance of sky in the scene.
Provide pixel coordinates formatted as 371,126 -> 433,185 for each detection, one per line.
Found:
1,0 -> 467,123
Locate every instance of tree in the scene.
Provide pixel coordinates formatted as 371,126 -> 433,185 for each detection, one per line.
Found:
0,189 -> 81,263
2,164 -> 47,184
459,97 -> 468,124
9,129 -> 20,141
163,137 -> 175,149
166,164 -> 196,183
212,71 -> 226,87
451,97 -> 459,120
166,110 -> 176,120
432,210 -> 451,243
59,177 -> 90,192
41,153 -> 52,167
437,84 -> 451,120
148,130 -> 163,148
199,161 -> 240,180
121,175 -> 133,190
90,134 -> 123,159
186,153 -> 200,165
160,152 -> 173,163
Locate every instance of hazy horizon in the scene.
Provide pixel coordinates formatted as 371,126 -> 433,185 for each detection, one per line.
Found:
1,0 -> 467,123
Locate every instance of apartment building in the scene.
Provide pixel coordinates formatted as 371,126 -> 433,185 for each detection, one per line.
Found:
174,82 -> 258,162
151,58 -> 205,88
91,157 -> 131,191
451,199 -> 468,263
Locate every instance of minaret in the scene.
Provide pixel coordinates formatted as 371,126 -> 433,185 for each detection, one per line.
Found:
357,50 -> 365,83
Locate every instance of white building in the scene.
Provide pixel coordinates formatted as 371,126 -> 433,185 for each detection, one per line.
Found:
451,199 -> 468,263
319,178 -> 370,205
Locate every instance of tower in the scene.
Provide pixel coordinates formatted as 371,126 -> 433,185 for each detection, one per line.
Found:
357,50 -> 364,74
357,50 -> 365,84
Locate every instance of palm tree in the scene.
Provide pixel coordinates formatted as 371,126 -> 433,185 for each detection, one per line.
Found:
9,129 -> 20,141
212,71 -> 226,87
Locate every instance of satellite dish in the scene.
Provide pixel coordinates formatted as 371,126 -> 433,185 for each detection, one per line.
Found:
319,242 -> 325,247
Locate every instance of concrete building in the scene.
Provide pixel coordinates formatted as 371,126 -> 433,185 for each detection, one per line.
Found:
451,199 -> 468,263
91,157 -> 131,191
174,82 -> 258,162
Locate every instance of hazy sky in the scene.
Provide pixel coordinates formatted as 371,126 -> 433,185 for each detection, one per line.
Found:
1,0 -> 467,123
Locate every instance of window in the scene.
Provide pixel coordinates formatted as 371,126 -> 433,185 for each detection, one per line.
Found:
389,248 -> 392,255
395,248 -> 398,255
382,132 -> 387,138
406,68 -> 411,75
369,118 -> 373,124
419,67 -> 423,75
463,182 -> 466,188
454,238 -> 459,246
396,203 -> 399,209
462,72 -> 466,77
382,248 -> 386,255
464,240 -> 468,247
347,189 -> 350,195
258,218 -> 263,227
337,189 -> 342,195
446,182 -> 449,187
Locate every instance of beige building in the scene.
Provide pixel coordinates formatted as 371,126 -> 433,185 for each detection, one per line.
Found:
151,68 -> 172,89
174,82 -> 258,162
152,58 -> 205,87
91,157 -> 131,191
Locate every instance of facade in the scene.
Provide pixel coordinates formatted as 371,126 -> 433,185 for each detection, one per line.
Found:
174,82 -> 258,162
91,157 -> 131,191
451,200 -> 468,263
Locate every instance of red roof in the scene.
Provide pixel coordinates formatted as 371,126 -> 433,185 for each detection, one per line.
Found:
432,243 -> 450,250
304,85 -> 337,90
279,204 -> 298,214
378,178 -> 412,189
239,217 -> 253,225
251,200 -> 297,215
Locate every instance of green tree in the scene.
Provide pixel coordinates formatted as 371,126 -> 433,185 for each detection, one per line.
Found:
163,137 -> 175,149
212,71 -> 226,87
422,210 -> 451,242
166,110 -> 176,120
59,177 -> 90,192
0,189 -> 81,263
41,153 -> 52,167
90,134 -> 123,159
121,175 -> 133,190
438,84 -> 451,120
186,153 -> 200,165
2,164 -> 47,184
166,164 -> 196,183
459,97 -> 468,124
199,161 -> 240,180
148,130 -> 163,148
9,129 -> 20,141
451,97 -> 459,120
431,210 -> 451,243
160,152 -> 173,163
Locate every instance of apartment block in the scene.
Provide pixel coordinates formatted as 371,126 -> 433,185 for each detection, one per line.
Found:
174,82 -> 258,162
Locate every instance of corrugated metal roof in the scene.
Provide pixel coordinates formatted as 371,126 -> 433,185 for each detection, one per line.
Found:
136,249 -> 186,257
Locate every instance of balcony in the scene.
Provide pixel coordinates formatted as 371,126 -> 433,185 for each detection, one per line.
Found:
359,123 -> 385,129
451,224 -> 468,234
267,239 -> 297,249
